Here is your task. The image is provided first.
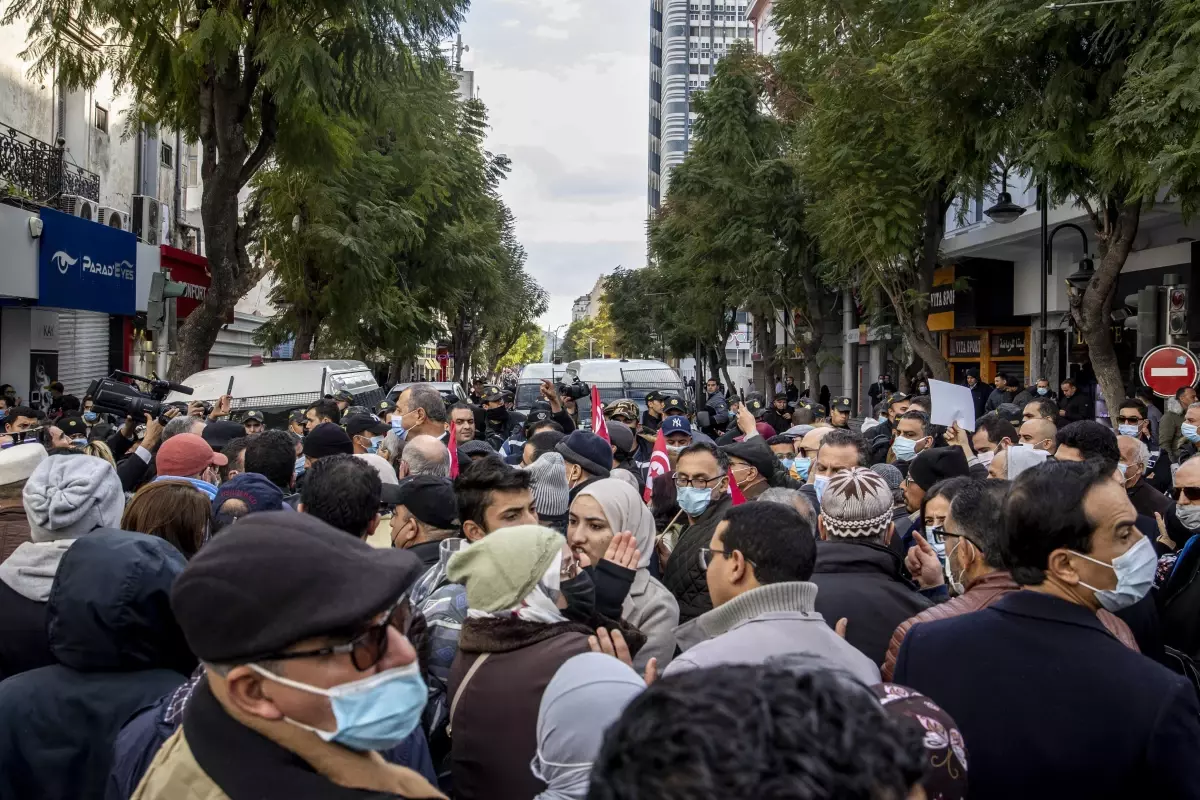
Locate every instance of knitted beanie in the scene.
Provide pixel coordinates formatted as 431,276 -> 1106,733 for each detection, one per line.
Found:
23,454 -> 125,542
447,525 -> 563,612
526,452 -> 570,517
869,463 -> 904,491
817,467 -> 893,539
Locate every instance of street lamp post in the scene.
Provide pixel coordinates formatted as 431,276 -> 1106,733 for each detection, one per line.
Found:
589,337 -> 596,359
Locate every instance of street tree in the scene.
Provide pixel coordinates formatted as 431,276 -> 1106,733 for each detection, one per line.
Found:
494,327 -> 546,374
891,0 -> 1165,408
4,0 -> 467,380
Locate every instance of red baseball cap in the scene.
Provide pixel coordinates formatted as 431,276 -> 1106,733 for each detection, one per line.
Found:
157,433 -> 228,477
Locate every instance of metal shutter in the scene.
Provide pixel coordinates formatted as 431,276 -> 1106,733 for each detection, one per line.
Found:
55,310 -> 111,397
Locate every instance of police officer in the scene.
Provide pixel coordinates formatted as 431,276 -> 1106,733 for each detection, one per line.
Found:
829,397 -> 854,430
480,385 -> 526,451
763,393 -> 793,435
642,391 -> 667,432
243,410 -> 265,435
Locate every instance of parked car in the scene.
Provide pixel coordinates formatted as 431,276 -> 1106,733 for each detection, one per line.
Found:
551,359 -> 686,428
387,381 -> 468,409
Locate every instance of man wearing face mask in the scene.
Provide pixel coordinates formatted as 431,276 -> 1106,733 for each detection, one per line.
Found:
888,411 -> 933,475
661,415 -> 694,469
882,478 -> 1138,682
344,413 -> 391,457
153,434 -> 228,500
1017,417 -> 1058,455
661,443 -> 734,623
867,394 -> 909,465
1118,435 -> 1173,522
894,461 -> 1200,800
479,386 -> 526,452
133,513 -> 438,800
393,384 -> 451,445
1159,457 -> 1200,659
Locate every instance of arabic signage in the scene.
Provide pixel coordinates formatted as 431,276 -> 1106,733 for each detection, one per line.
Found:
992,332 -> 1026,358
38,207 -> 136,315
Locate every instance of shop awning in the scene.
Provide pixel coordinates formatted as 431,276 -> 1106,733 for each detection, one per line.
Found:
423,359 -> 440,371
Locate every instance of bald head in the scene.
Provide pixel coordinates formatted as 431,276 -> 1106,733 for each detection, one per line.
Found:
1019,418 -> 1057,452
799,426 -> 834,453
987,448 -> 1007,480
400,434 -> 450,478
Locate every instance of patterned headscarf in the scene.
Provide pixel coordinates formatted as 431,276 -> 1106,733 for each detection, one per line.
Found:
818,467 -> 893,539
872,684 -> 967,800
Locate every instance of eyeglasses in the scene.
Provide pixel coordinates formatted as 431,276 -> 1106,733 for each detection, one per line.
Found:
698,547 -> 757,570
260,593 -> 413,671
675,475 -> 725,489
1115,416 -> 1144,425
1174,486 -> 1200,502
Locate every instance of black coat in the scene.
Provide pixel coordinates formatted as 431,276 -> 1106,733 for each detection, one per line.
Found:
662,494 -> 733,623
762,408 -> 792,436
0,578 -> 53,681
811,539 -> 932,666
966,382 -> 988,419
894,591 -> 1200,800
0,531 -> 193,800
1059,391 -> 1092,423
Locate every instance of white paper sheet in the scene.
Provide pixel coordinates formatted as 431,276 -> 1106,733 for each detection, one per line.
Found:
928,379 -> 977,432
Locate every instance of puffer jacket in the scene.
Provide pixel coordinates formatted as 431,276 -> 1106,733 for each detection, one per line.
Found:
662,494 -> 733,623
0,504 -> 30,564
0,530 -> 194,800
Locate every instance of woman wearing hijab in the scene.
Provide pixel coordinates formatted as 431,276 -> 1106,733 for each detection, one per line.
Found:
570,479 -> 680,670
446,525 -> 596,800
532,653 -> 646,800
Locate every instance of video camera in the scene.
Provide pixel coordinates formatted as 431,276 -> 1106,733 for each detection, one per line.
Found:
85,371 -> 194,422
556,377 -> 591,401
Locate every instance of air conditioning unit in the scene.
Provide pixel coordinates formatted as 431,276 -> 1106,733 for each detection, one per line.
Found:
60,195 -> 97,222
131,195 -> 161,245
98,206 -> 127,231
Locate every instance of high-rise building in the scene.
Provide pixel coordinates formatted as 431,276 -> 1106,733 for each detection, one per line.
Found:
647,0 -> 753,213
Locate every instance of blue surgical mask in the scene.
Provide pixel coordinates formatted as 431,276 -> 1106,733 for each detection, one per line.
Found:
793,456 -> 811,480
294,455 -> 306,476
1184,422 -> 1200,443
892,435 -> 919,462
1037,387 -> 1049,396
918,384 -> 928,394
813,474 -> 830,500
83,411 -> 98,423
391,413 -> 410,440
1117,423 -> 1140,438
71,438 -> 87,448
1069,536 -> 1157,612
678,486 -> 716,517
926,525 -> 945,564
779,457 -> 794,472
251,662 -> 427,752
367,434 -> 384,454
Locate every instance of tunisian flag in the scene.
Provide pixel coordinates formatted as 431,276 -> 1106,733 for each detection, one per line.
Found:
728,468 -> 747,506
644,428 -> 671,504
590,384 -> 610,444
448,422 -> 460,478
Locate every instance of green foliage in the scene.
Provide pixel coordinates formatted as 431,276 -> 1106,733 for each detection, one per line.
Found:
557,308 -> 615,362
604,267 -> 672,359
495,327 -> 545,373
4,0 -> 468,379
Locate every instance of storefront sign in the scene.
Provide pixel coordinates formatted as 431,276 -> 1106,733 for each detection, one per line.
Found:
927,266 -> 956,332
948,335 -> 982,358
38,207 -> 137,315
160,246 -> 212,320
992,332 -> 1026,358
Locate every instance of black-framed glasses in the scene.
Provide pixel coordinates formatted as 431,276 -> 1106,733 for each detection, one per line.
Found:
1174,486 -> 1200,502
259,593 -> 413,671
675,475 -> 724,489
698,547 -> 757,570
1115,415 -> 1144,425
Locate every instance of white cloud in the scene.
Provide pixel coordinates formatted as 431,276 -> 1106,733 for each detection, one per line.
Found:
532,24 -> 569,40
460,0 -> 649,332
500,18 -> 521,28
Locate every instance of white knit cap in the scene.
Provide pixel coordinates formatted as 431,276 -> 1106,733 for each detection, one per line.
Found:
0,443 -> 47,487
818,467 -> 893,539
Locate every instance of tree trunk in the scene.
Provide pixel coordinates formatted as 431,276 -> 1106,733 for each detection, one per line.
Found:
293,313 -> 320,360
1074,199 -> 1142,413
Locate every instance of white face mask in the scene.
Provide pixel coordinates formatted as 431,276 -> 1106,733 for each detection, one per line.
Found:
1069,536 -> 1157,612
1177,504 -> 1200,530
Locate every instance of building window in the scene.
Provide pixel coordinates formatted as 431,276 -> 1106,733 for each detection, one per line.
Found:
187,144 -> 200,187
160,142 -> 173,167
94,105 -> 108,133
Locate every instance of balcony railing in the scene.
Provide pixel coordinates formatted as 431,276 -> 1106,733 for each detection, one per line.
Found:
0,124 -> 100,203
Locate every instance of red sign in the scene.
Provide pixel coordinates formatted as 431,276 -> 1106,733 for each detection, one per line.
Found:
1140,345 -> 1199,398
159,246 -> 212,320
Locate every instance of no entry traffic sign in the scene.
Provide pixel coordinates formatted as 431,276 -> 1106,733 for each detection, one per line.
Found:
1140,345 -> 1200,398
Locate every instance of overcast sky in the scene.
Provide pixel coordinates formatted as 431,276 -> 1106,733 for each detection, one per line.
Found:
458,0 -> 647,335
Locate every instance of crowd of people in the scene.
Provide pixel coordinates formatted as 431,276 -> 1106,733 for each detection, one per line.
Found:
0,370 -> 1198,799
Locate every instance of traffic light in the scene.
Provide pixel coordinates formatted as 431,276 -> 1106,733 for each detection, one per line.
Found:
1123,287 -> 1161,357
146,271 -> 188,332
1169,286 -> 1189,338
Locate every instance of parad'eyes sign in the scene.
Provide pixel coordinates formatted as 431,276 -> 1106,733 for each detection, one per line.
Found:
38,207 -> 137,316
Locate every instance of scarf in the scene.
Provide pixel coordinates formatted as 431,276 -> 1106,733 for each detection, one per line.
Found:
0,539 -> 75,601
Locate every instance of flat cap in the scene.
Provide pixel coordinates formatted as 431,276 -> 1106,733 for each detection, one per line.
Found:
171,511 -> 423,662
723,437 -> 777,480
393,475 -> 459,530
